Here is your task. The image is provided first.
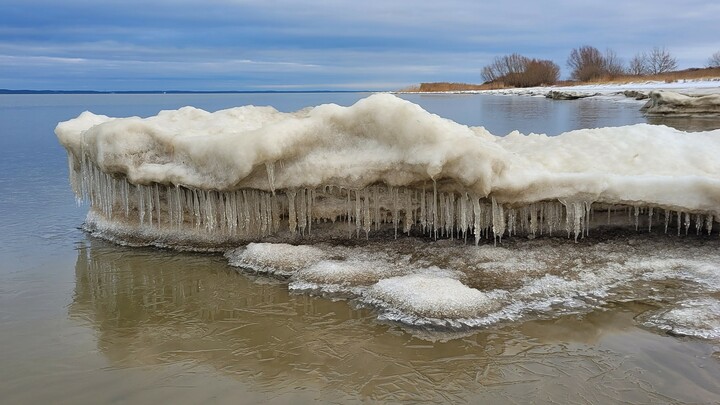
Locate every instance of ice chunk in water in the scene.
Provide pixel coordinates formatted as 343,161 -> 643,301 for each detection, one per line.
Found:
642,298 -> 720,340
366,273 -> 504,322
226,243 -> 327,276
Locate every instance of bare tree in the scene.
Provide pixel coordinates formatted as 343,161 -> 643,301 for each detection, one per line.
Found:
647,46 -> 678,74
603,49 -> 625,78
628,52 -> 650,75
567,45 -> 605,81
708,51 -> 720,68
481,65 -> 499,83
567,46 -> 626,80
481,53 -> 528,83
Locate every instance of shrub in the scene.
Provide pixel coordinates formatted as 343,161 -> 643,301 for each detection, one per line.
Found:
567,46 -> 626,81
481,54 -> 559,87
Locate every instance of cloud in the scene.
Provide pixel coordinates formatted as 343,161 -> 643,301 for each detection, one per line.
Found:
1,0 -> 719,90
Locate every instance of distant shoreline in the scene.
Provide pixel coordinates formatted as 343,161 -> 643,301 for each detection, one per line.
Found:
404,67 -> 720,93
0,89 -> 369,95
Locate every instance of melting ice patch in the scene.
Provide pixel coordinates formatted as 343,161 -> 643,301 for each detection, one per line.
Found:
227,237 -> 720,337
225,243 -> 328,276
641,298 -> 720,340
366,274 -> 507,328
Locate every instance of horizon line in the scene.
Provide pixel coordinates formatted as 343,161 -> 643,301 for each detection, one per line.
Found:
0,89 -> 378,95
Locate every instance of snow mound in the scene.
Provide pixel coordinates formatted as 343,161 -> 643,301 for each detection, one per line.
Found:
55,93 -> 720,246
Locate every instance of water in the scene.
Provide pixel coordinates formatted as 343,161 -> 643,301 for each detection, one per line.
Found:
2,92 -> 720,404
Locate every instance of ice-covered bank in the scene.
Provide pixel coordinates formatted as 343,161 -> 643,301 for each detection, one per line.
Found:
462,79 -> 720,100
56,93 -> 720,247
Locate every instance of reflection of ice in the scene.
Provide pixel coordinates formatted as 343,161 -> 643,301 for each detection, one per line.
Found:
647,116 -> 720,132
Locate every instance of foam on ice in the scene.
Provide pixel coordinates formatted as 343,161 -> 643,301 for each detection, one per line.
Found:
56,93 -> 720,245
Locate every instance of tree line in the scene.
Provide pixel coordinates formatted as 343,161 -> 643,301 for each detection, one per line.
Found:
481,45 -> 720,87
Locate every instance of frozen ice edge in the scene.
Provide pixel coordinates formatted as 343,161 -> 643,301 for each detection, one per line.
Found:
56,93 -> 720,248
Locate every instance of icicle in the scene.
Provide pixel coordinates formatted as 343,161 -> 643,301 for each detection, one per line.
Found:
648,207 -> 653,232
706,215 -> 714,236
354,189 -> 362,239
138,185 -> 145,226
634,206 -> 640,231
446,193 -> 455,239
491,197 -> 505,245
177,187 -> 184,229
373,186 -> 380,231
362,189 -> 371,239
346,188 -> 352,237
432,181 -> 438,240
307,188 -> 313,235
529,203 -> 538,237
420,186 -> 427,233
298,188 -> 307,236
459,193 -> 468,243
392,187 -> 399,239
271,193 -> 280,234
265,161 -> 276,194
287,190 -> 297,234
404,189 -> 413,236
193,189 -> 201,229
154,184 -> 161,227
684,212 -> 690,235
472,196 -> 482,246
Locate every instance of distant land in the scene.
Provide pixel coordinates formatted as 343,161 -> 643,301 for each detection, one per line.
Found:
404,66 -> 720,92
0,89 -> 368,95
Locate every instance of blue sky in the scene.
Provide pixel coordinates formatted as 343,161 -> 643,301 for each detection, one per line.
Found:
1,0 -> 719,91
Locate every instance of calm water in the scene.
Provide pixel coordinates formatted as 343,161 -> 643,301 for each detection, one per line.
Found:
1,93 -> 719,404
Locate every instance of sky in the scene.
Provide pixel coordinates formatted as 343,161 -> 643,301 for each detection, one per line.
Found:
1,0 -> 719,91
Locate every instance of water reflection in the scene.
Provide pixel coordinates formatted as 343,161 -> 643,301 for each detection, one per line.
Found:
647,116 -> 720,132
70,239 -> 720,403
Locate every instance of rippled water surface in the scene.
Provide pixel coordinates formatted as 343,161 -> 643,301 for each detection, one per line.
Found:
2,93 -> 720,404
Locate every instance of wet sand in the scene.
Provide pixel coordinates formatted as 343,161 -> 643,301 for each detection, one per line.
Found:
3,239 -> 717,404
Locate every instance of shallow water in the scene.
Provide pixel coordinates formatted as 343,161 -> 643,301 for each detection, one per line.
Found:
2,93 -> 720,404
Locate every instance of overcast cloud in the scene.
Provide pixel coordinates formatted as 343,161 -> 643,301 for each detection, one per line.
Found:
1,0 -> 718,90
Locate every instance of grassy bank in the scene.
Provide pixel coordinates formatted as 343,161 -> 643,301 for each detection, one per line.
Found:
404,67 -> 720,92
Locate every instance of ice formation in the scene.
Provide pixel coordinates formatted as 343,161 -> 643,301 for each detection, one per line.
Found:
225,237 -> 720,332
56,93 -> 720,246
641,90 -> 720,116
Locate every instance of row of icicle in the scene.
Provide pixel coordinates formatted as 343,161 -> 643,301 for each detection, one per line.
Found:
69,154 -> 717,244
